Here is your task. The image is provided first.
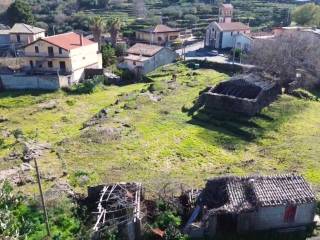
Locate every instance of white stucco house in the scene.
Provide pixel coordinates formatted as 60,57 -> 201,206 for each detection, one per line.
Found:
119,43 -> 178,74
0,32 -> 102,90
204,4 -> 251,50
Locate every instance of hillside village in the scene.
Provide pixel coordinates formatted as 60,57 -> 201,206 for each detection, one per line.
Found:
0,0 -> 320,239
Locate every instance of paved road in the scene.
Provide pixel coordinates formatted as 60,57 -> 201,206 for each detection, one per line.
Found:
176,41 -> 254,68
176,41 -> 230,64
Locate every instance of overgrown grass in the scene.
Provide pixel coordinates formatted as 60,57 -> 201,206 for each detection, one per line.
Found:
1,62 -> 320,195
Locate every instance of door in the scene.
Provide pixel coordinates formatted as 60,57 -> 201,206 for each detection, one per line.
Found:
59,61 -> 66,72
48,47 -> 54,57
29,60 -> 34,69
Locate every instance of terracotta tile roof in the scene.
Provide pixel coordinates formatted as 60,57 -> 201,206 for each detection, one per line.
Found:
252,174 -> 315,207
139,24 -> 179,33
10,23 -> 45,34
126,43 -> 163,57
201,174 -> 316,214
43,32 -> 96,50
216,22 -> 250,31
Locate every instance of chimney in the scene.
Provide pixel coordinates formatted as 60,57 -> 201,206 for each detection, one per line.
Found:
80,34 -> 83,46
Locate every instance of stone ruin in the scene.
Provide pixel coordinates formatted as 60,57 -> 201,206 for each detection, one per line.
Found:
87,183 -> 143,240
200,73 -> 281,116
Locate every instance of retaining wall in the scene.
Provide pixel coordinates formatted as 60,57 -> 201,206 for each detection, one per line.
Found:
0,74 -> 62,90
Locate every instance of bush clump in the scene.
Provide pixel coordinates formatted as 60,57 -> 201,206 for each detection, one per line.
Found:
63,76 -> 105,94
148,81 -> 168,93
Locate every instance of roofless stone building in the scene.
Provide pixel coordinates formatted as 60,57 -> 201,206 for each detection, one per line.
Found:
201,73 -> 281,116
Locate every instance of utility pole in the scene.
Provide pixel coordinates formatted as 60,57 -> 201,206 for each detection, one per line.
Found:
34,158 -> 51,237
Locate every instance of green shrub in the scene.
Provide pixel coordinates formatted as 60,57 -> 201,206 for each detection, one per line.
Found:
0,181 -> 81,240
65,99 -> 75,106
64,76 -> 104,95
148,81 -> 168,93
101,44 -> 117,67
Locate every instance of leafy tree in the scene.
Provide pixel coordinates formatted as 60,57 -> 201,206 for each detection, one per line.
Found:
101,44 -> 116,67
115,44 -> 126,57
292,3 -> 320,27
6,0 -> 35,25
0,181 -> 82,239
246,31 -> 320,88
184,14 -> 199,24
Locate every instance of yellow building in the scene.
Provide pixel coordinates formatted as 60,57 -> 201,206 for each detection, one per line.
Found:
135,24 -> 180,46
23,32 -> 102,84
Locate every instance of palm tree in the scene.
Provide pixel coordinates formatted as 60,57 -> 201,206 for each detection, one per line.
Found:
107,17 -> 123,47
89,16 -> 105,50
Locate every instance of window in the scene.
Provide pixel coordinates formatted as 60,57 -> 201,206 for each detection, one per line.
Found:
158,36 -> 162,42
133,61 -> 137,66
48,47 -> 54,57
30,60 -> 34,68
284,205 -> 297,223
59,48 -> 63,54
231,32 -> 233,36
35,46 -> 39,53
17,34 -> 20,42
48,61 -> 53,68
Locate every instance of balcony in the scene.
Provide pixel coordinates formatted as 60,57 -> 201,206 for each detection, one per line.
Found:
24,52 -> 69,58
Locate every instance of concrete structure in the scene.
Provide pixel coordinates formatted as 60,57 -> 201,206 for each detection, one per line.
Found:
0,73 -> 70,90
185,174 -> 316,239
135,24 -> 180,46
9,23 -> 46,46
200,73 -> 281,116
0,32 -> 102,90
119,43 -> 178,74
205,4 -> 251,49
23,32 -> 102,83
218,3 -> 233,23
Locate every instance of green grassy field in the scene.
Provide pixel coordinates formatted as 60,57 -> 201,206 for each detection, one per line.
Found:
1,63 -> 320,194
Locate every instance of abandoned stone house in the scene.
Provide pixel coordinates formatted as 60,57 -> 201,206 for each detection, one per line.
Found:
185,174 -> 316,239
201,73 -> 281,116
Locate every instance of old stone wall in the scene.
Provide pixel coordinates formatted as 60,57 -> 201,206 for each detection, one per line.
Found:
203,80 -> 281,116
203,92 -> 260,116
